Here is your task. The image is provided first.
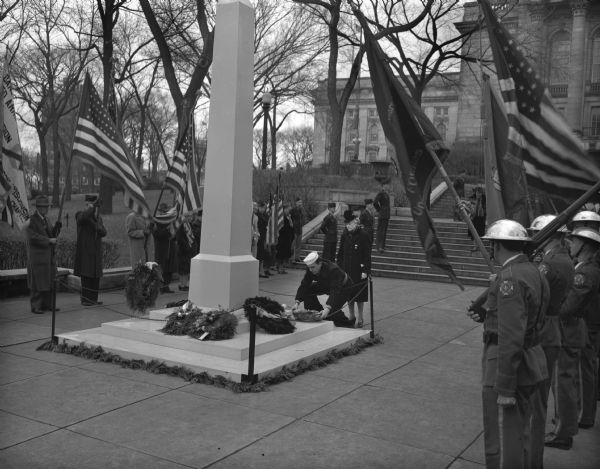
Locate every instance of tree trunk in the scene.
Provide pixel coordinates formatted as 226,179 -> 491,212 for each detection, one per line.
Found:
37,127 -> 49,195
51,120 -> 61,206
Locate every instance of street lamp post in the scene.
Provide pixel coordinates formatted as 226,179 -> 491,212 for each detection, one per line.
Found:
261,92 -> 272,169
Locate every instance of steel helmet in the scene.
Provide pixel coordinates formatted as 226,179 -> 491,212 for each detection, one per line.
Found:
569,227 -> 600,245
528,214 -> 568,233
483,219 -> 530,241
571,211 -> 600,224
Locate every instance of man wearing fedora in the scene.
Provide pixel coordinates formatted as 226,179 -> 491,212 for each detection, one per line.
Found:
74,194 -> 106,305
25,195 -> 61,313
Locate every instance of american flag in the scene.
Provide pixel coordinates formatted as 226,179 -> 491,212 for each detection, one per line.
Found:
164,125 -> 202,225
266,187 -> 284,247
480,0 -> 600,200
72,74 -> 150,217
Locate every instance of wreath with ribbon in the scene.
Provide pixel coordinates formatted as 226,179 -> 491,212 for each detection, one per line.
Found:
161,301 -> 238,341
125,262 -> 163,315
243,296 -> 296,334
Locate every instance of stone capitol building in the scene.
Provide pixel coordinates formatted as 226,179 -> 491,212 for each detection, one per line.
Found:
311,0 -> 600,167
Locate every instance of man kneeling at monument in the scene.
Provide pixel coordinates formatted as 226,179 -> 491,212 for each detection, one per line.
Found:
292,251 -> 356,328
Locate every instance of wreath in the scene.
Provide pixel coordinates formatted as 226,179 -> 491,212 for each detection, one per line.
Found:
161,301 -> 238,341
243,296 -> 296,334
293,310 -> 323,322
125,262 -> 163,315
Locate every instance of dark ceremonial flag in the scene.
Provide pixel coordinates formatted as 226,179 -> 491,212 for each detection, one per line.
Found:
479,0 -> 600,200
72,74 -> 150,216
356,11 -> 462,288
482,75 -> 529,226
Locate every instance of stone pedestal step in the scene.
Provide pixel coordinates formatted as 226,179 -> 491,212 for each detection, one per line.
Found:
97,317 -> 338,360
56,324 -> 370,382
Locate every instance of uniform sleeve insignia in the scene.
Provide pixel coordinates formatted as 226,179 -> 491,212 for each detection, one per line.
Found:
573,273 -> 585,287
499,280 -> 515,297
538,263 -> 549,276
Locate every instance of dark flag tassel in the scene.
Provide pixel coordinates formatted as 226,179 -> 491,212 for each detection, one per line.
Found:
355,10 -> 463,289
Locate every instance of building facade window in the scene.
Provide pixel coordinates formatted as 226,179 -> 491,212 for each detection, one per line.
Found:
368,124 -> 379,143
591,107 -> 600,136
368,109 -> 375,117
549,31 -> 570,85
592,30 -> 600,83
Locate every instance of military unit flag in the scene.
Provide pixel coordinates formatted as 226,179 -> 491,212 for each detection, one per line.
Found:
0,68 -> 30,229
356,10 -> 462,289
72,74 -> 150,217
479,0 -> 600,201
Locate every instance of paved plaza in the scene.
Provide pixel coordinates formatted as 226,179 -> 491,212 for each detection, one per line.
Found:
1,271 -> 598,468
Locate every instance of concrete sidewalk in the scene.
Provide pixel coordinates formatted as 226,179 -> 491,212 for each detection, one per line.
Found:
1,272 -> 598,468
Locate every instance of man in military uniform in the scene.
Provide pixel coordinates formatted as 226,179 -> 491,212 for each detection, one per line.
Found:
319,202 -> 337,261
359,198 -> 375,252
290,198 -> 306,262
373,183 -> 390,253
469,219 -> 549,469
292,251 -> 355,328
527,215 -> 573,466
545,227 -> 600,449
25,195 -> 61,313
74,194 -> 106,306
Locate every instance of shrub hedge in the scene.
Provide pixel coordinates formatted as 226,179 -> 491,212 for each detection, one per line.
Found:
0,235 -> 121,270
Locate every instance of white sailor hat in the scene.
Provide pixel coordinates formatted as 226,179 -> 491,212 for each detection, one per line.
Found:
303,251 -> 319,266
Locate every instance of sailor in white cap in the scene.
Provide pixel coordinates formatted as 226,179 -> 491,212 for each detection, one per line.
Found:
291,251 -> 355,328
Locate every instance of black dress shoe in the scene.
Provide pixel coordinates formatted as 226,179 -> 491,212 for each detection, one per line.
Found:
544,435 -> 572,450
578,422 -> 594,429
31,309 -> 44,314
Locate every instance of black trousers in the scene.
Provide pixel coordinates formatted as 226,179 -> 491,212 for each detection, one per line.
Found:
30,289 -> 52,311
81,276 -> 100,303
299,283 -> 354,328
376,218 -> 389,250
322,241 -> 337,262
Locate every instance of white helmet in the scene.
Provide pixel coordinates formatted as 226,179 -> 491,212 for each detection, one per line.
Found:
483,219 -> 530,241
528,214 -> 567,233
571,211 -> 600,224
570,227 -> 600,244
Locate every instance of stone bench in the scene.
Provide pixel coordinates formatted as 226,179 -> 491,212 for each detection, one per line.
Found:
0,268 -> 71,298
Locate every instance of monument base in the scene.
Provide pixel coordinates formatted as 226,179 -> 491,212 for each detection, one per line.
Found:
188,253 -> 258,310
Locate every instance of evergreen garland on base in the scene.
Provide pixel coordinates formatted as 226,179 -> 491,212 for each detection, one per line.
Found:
125,262 -> 163,315
161,302 -> 238,341
37,333 -> 383,393
243,296 -> 296,334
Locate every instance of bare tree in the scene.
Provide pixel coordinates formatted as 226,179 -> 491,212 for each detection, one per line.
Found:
294,0 -> 433,172
10,0 -> 92,203
280,125 -> 314,168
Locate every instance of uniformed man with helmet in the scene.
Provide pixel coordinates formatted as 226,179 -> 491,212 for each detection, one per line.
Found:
567,210 -> 600,232
545,227 -> 600,449
527,215 -> 573,466
471,219 -> 549,469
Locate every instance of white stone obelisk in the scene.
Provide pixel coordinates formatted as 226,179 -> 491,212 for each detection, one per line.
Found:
189,0 -> 257,310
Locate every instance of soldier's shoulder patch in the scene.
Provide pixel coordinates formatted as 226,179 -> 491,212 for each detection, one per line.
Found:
499,280 -> 515,297
573,273 -> 586,287
538,263 -> 549,276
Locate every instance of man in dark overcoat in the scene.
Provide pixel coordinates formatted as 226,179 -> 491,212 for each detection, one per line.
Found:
319,202 -> 337,261
74,194 -> 106,305
153,203 -> 178,293
290,197 -> 306,261
373,183 -> 390,253
26,195 -> 60,313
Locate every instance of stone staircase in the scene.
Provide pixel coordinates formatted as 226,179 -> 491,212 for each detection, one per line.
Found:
301,217 -> 492,287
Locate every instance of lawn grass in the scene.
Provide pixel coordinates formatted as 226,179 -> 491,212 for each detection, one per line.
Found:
3,190 -> 168,268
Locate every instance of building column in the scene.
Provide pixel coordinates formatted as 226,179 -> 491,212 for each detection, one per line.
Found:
566,0 -> 589,133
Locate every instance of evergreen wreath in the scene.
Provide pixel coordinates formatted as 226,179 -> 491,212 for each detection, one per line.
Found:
125,262 -> 163,315
243,296 -> 296,334
161,301 -> 238,341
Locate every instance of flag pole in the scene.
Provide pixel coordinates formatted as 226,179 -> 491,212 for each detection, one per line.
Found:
426,144 -> 495,272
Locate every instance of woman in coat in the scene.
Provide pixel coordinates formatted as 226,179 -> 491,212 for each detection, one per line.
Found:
175,211 -> 201,291
337,210 -> 371,328
126,211 -> 153,265
153,204 -> 178,293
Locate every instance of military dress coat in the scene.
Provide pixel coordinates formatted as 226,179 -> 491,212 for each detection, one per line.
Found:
26,211 -> 57,292
74,207 -> 107,279
320,213 -> 338,243
276,214 -> 294,260
559,259 -> 600,348
337,227 -> 371,302
483,254 -> 549,395
536,245 -> 574,348
295,259 -> 352,312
